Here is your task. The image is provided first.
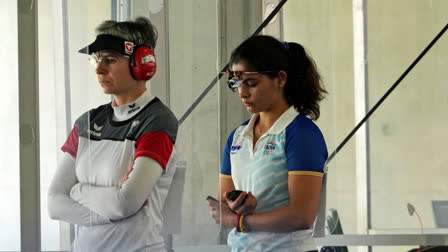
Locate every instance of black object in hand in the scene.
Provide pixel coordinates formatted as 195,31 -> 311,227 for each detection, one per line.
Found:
228,190 -> 243,201
206,195 -> 218,202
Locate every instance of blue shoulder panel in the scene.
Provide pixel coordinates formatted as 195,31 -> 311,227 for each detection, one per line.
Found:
220,119 -> 250,176
285,115 -> 328,173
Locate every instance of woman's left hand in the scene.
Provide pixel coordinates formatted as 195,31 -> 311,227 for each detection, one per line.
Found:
206,199 -> 237,229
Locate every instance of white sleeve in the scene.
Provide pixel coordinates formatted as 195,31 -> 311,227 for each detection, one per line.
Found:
70,156 -> 163,220
47,151 -> 111,225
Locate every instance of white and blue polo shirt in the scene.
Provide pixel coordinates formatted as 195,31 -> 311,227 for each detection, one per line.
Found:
220,106 -> 328,252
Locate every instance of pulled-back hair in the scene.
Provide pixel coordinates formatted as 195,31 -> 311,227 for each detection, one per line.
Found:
96,17 -> 158,49
230,35 -> 327,120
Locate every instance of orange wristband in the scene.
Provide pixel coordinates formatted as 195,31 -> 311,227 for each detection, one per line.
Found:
239,214 -> 247,233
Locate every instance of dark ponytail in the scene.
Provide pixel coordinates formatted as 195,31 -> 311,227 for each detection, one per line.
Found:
284,42 -> 326,120
230,35 -> 327,120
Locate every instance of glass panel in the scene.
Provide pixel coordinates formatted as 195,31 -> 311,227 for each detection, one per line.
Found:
0,2 -> 20,251
132,0 -> 224,247
283,0 -> 358,235
285,1 -> 448,246
40,0 -> 112,250
41,0 -> 226,250
166,0 -> 222,244
39,0 -> 60,249
33,0 -> 448,250
368,0 -> 448,234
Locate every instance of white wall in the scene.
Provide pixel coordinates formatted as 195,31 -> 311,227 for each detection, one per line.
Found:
0,1 -> 20,251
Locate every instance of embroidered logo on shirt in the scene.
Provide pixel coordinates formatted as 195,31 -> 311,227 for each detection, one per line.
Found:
230,143 -> 243,154
88,123 -> 103,137
127,103 -> 141,114
93,123 -> 103,131
263,141 -> 277,157
127,120 -> 140,136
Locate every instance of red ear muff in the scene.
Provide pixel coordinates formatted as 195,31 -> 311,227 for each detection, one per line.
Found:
130,45 -> 156,81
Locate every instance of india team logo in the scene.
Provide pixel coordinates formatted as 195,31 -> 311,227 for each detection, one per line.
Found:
230,143 -> 243,154
263,141 -> 277,157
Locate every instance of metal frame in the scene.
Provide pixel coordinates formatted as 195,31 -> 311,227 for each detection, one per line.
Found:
112,0 -> 130,22
353,1 -> 371,252
315,234 -> 448,246
163,0 -> 170,107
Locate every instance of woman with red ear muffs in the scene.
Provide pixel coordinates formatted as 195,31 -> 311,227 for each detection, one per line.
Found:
48,16 -> 178,252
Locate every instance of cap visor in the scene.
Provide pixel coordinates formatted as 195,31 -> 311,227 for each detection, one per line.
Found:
78,34 -> 127,55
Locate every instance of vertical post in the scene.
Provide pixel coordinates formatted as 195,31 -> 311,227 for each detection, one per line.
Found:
262,0 -> 283,40
353,0 -> 371,251
162,0 -> 171,107
117,0 -> 130,21
111,0 -> 117,20
18,0 -> 41,251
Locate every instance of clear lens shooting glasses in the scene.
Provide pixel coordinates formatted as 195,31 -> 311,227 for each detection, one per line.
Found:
88,52 -> 129,68
222,71 -> 278,92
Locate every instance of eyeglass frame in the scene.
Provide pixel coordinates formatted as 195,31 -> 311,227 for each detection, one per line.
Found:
88,51 -> 130,68
221,70 -> 280,92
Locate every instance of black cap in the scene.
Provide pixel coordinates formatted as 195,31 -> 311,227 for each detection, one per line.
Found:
78,34 -> 135,55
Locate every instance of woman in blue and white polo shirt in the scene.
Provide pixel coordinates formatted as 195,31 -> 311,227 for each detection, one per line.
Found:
207,35 -> 328,252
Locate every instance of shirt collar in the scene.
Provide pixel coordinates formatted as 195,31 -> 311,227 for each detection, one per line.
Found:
111,89 -> 154,121
267,106 -> 299,134
241,106 -> 299,137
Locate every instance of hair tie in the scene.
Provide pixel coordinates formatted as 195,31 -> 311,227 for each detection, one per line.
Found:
282,41 -> 289,51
